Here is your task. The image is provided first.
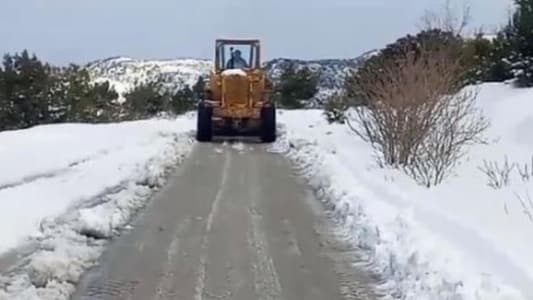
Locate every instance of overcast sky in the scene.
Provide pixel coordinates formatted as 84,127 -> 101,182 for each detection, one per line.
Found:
1,0 -> 514,65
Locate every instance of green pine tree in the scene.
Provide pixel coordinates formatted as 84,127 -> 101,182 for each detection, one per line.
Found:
171,85 -> 196,115
0,56 -> 10,130
484,31 -> 515,82
0,51 -> 120,129
510,0 -> 533,86
192,76 -> 206,101
0,51 -> 54,129
494,0 -> 533,86
59,65 -> 119,122
124,80 -> 168,119
274,63 -> 319,109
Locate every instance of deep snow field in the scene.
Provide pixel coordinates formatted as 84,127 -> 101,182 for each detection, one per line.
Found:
0,82 -> 532,300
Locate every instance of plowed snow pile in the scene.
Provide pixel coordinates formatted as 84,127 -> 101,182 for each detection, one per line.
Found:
0,114 -> 195,299
276,82 -> 533,300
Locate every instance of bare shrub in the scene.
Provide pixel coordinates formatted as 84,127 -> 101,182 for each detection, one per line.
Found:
514,190 -> 533,223
346,40 -> 489,187
323,91 -> 349,124
517,155 -> 533,182
478,157 -> 516,189
404,88 -> 489,187
479,155 -> 533,189
419,0 -> 472,36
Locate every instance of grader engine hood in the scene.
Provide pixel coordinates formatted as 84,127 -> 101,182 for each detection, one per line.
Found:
221,69 -> 250,108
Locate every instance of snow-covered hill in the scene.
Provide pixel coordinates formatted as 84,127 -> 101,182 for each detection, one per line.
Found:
87,57 -> 212,102
265,49 -> 378,89
86,51 -> 375,105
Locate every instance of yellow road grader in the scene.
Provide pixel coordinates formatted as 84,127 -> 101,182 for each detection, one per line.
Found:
196,39 -> 276,142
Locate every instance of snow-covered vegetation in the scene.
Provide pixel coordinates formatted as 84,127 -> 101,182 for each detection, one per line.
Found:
277,83 -> 533,299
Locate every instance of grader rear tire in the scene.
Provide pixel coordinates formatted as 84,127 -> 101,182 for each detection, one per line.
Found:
196,103 -> 213,142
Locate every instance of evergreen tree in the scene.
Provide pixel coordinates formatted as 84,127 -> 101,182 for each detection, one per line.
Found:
123,80 -> 168,119
56,65 -> 89,122
171,85 -> 196,115
507,0 -> 533,86
462,33 -> 496,83
485,0 -> 533,86
0,56 -> 9,130
0,51 -> 54,129
192,76 -> 206,101
0,51 -> 120,130
58,65 -> 119,122
483,31 -> 515,82
88,80 -> 120,122
274,63 -> 319,109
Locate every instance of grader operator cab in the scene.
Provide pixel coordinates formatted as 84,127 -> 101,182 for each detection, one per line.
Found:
196,39 -> 276,142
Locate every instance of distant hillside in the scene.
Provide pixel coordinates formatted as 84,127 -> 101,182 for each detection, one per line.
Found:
86,50 -> 377,106
265,50 -> 379,90
86,57 -> 212,102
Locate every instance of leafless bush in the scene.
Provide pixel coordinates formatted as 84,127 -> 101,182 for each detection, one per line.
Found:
346,42 -> 489,187
419,0 -> 472,35
517,155 -> 533,182
323,91 -> 349,124
478,157 -> 516,189
404,90 -> 489,186
514,190 -> 533,223
479,155 -> 533,189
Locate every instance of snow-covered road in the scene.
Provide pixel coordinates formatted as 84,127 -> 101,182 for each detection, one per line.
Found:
71,142 -> 381,300
1,82 -> 532,300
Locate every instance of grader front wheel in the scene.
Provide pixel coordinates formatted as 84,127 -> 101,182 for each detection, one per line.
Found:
260,105 -> 276,143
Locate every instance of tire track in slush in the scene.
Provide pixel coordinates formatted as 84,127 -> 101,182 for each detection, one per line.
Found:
194,149 -> 232,300
67,143 -> 383,300
247,154 -> 283,300
313,212 -> 387,300
247,206 -> 284,300
151,216 -> 192,300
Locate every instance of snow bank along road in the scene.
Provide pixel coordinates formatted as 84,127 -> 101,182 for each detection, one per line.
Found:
71,142 -> 382,300
0,118 -> 197,299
